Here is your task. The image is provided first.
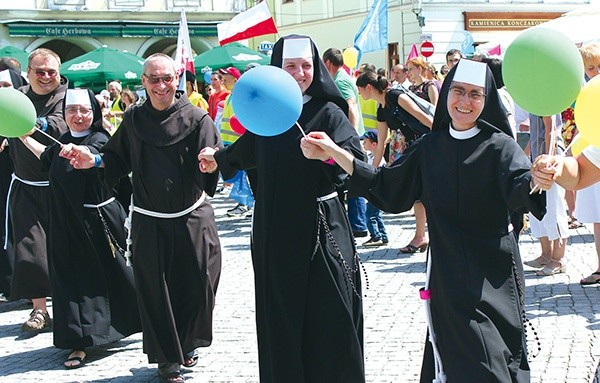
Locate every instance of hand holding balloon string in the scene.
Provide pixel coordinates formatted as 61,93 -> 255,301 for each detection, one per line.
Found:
0,88 -> 63,146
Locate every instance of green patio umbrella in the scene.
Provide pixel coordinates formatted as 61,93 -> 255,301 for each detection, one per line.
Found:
61,46 -> 145,90
194,42 -> 270,75
0,46 -> 30,69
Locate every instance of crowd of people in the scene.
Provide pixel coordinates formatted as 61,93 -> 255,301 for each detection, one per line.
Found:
0,35 -> 597,383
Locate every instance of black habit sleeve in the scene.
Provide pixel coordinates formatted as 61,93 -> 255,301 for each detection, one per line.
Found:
495,136 -> 546,221
349,139 -> 423,214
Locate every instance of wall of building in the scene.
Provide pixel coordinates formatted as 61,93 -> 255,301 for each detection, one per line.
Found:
272,0 -> 589,72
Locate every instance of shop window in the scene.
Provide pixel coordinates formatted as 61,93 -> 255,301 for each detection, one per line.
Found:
48,0 -> 85,8
111,0 -> 145,8
172,0 -> 201,6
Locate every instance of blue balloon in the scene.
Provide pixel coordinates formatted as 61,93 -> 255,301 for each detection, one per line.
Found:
231,65 -> 303,137
203,71 -> 212,84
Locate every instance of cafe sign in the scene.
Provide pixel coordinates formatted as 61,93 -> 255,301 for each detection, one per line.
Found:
464,12 -> 563,32
8,23 -> 217,37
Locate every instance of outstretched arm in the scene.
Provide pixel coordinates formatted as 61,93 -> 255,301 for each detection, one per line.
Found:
59,143 -> 99,169
300,131 -> 356,175
19,135 -> 47,159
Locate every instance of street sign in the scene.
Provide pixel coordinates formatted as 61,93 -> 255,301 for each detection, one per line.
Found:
420,41 -> 434,58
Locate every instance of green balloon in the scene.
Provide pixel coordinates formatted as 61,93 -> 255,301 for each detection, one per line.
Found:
502,28 -> 583,116
0,88 -> 37,138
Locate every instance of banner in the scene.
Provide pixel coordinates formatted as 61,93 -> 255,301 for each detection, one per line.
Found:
175,9 -> 195,90
354,0 -> 388,64
218,2 -> 278,46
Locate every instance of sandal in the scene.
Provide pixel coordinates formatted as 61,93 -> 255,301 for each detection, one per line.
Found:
524,256 -> 551,269
568,216 -> 585,229
536,263 -> 566,276
400,243 -> 428,253
580,271 -> 600,285
64,349 -> 86,369
159,371 -> 185,383
182,349 -> 198,368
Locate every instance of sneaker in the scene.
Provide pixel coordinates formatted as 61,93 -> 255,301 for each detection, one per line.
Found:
217,185 -> 232,194
227,204 -> 250,218
22,309 -> 52,331
362,237 -> 384,247
0,293 -> 7,303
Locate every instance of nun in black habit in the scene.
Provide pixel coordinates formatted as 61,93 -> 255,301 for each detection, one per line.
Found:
19,88 -> 141,368
0,68 -> 26,300
61,53 -> 223,383
301,59 -> 547,382
199,35 -> 366,382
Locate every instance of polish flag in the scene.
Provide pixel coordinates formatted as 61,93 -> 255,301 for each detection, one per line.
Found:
175,9 -> 195,90
218,2 -> 278,46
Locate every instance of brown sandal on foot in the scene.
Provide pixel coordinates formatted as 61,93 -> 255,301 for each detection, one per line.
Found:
580,271 -> 600,285
64,349 -> 86,369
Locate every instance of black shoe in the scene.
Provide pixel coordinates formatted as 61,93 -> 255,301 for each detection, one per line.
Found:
362,237 -> 384,247
353,230 -> 368,238
382,238 -> 389,244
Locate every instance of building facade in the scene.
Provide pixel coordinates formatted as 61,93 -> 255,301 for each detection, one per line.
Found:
0,0 -> 257,62
267,0 -> 594,70
0,0 -> 596,75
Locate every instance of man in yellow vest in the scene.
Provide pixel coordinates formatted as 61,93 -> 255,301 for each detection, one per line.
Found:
107,81 -> 124,130
185,70 -> 208,111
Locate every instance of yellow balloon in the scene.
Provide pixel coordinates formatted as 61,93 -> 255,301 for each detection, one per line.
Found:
574,75 -> 600,147
569,134 -> 589,157
342,47 -> 359,69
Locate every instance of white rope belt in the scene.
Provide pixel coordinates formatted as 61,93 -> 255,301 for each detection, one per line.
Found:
83,197 -> 115,209
123,191 -> 206,266
316,191 -> 337,202
131,192 -> 205,218
4,173 -> 50,250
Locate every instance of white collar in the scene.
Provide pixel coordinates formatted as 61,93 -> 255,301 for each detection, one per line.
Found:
303,94 -> 312,104
70,129 -> 92,138
449,124 -> 480,140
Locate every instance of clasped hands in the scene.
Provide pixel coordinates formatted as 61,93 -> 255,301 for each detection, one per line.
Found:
531,154 -> 563,191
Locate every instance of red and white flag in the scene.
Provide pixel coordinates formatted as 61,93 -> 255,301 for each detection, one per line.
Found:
175,10 -> 195,75
175,9 -> 195,90
217,2 -> 278,46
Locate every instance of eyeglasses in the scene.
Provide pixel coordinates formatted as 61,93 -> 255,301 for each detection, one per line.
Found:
449,86 -> 486,102
29,67 -> 58,78
143,74 -> 175,84
65,106 -> 92,115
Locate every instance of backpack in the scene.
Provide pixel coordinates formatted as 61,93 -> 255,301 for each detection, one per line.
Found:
397,85 -> 436,118
388,88 -> 434,138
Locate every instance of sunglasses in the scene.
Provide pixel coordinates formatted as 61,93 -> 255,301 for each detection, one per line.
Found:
29,68 -> 58,78
143,74 -> 175,84
65,106 -> 92,115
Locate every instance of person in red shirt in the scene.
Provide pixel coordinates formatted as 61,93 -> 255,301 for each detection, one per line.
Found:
207,72 -> 230,121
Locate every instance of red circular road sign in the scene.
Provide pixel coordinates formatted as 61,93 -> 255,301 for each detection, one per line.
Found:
420,41 -> 434,58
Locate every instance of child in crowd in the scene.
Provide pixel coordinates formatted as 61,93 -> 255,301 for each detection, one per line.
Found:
361,130 -> 388,247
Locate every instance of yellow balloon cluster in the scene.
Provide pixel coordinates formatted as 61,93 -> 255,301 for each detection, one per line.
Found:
342,47 -> 359,69
574,75 -> 600,148
569,134 -> 589,157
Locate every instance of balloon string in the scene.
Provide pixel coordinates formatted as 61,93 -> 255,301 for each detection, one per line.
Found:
530,124 -> 565,195
296,122 -> 307,138
34,127 -> 63,146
